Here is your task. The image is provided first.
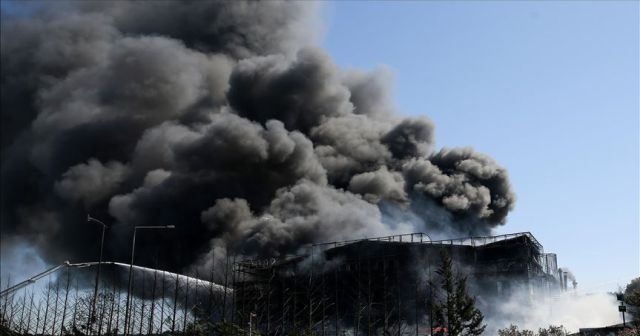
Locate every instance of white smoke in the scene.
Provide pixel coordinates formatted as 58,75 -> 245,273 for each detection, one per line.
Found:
486,288 -> 623,333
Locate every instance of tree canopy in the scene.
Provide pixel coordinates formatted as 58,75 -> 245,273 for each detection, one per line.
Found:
431,251 -> 486,336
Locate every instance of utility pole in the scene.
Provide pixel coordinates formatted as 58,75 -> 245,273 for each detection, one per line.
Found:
87,215 -> 108,333
249,312 -> 256,336
60,268 -> 71,336
123,225 -> 174,335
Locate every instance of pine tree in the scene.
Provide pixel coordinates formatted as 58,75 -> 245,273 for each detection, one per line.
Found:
431,251 -> 486,336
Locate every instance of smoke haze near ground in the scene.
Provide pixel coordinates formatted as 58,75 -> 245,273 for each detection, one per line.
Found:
0,1 -> 516,274
484,289 -> 622,334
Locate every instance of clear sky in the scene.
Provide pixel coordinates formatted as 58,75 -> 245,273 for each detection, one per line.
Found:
322,1 -> 639,293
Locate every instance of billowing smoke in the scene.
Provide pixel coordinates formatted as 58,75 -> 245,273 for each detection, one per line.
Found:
484,288 -> 621,333
1,1 -> 515,273
559,267 -> 578,289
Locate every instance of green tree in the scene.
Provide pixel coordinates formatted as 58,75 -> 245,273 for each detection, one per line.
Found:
431,252 -> 486,336
498,325 -> 565,336
624,277 -> 640,326
184,321 -> 208,336
620,327 -> 640,336
0,320 -> 19,336
497,325 -> 534,336
213,321 -> 256,336
537,325 -> 566,336
625,277 -> 640,305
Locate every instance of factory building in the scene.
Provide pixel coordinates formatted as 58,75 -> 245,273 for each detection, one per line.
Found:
234,232 -> 562,335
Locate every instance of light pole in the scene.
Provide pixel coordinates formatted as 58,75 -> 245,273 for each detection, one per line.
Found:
87,215 -> 108,334
249,312 -> 256,336
123,225 -> 175,336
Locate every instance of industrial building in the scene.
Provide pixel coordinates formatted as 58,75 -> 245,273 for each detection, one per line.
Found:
0,232 -> 568,335
234,232 -> 564,335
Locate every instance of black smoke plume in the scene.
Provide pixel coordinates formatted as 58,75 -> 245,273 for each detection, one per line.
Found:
0,1 -> 515,274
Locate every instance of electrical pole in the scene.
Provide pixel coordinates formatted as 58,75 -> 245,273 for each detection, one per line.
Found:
87,215 -> 108,333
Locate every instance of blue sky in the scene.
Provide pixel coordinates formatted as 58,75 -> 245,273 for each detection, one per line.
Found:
323,1 -> 639,292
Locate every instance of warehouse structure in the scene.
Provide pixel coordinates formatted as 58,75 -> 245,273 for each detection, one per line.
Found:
234,232 -> 563,335
0,232 -> 566,335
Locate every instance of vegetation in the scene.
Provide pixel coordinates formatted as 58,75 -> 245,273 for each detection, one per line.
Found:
0,319 -> 19,336
431,251 -> 486,336
497,324 -> 566,336
620,327 -> 640,336
625,277 -> 640,326
625,277 -> 640,306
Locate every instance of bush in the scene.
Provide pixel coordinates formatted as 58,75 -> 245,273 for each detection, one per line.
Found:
497,325 -> 566,336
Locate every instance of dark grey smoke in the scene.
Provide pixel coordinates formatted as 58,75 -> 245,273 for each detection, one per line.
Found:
0,1 -> 515,274
403,147 -> 515,225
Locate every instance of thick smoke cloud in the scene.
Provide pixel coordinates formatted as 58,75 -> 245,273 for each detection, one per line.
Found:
348,167 -> 408,205
403,148 -> 515,224
55,159 -> 130,207
1,1 -> 515,273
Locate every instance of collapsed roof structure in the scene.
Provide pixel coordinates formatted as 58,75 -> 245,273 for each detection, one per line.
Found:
234,232 -> 563,335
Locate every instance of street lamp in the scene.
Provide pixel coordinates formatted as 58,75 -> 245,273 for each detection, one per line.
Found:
87,215 -> 108,334
249,312 -> 256,336
123,225 -> 175,336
